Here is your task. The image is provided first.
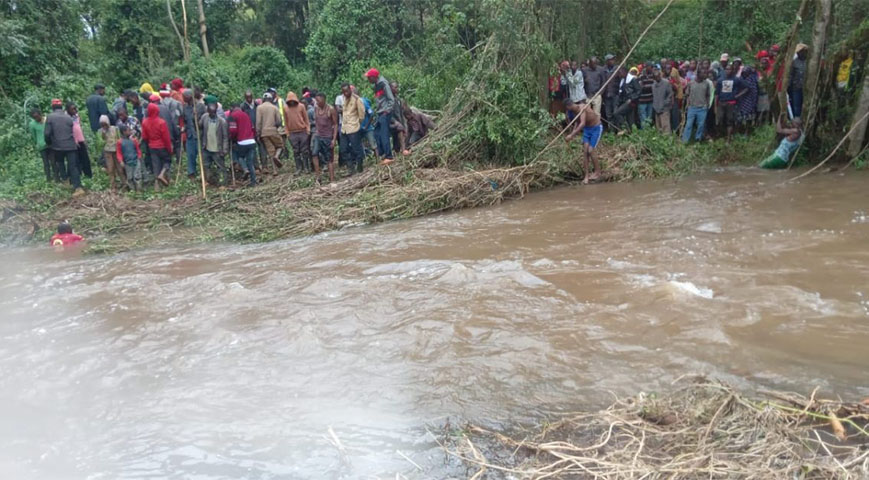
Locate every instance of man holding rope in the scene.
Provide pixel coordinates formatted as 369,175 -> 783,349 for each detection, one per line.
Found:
565,103 -> 603,184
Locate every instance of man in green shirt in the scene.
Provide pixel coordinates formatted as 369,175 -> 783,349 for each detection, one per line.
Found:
29,107 -> 60,182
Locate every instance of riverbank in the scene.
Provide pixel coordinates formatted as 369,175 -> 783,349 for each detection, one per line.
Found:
445,378 -> 869,479
0,128 -> 771,253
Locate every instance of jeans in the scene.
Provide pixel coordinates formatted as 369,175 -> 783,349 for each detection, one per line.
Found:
682,106 -> 708,143
289,131 -> 311,173
203,150 -> 228,185
186,136 -> 200,176
789,87 -> 803,119
54,149 -> 81,189
340,129 -> 365,173
375,113 -> 393,159
234,143 -> 257,185
638,103 -> 653,128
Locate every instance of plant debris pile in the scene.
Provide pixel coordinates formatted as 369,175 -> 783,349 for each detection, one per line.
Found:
446,378 -> 869,479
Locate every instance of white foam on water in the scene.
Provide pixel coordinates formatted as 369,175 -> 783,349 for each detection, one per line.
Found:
668,281 -> 715,299
695,222 -> 722,233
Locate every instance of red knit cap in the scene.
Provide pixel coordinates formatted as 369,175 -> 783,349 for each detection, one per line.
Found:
51,98 -> 63,107
365,68 -> 380,78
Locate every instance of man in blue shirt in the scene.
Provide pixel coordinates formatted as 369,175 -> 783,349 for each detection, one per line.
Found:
715,64 -> 747,143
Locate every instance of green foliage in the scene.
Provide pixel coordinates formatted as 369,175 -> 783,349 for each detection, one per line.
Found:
91,0 -> 179,88
305,0 -> 401,81
0,0 -> 84,91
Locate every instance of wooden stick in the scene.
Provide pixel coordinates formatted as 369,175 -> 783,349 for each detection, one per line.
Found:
180,0 -> 207,200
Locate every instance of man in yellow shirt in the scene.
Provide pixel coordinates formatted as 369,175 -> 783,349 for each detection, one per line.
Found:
339,83 -> 367,175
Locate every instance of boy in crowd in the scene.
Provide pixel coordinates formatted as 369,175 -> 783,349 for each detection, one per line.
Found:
651,67 -> 673,134
354,85 -> 377,158
228,103 -> 258,187
29,107 -> 59,182
565,102 -> 603,185
715,64 -> 747,143
99,115 -> 123,191
637,63 -> 656,127
182,89 -> 206,180
199,96 -> 230,187
312,92 -> 338,184
284,91 -> 311,174
116,125 -> 143,192
256,92 -> 284,173
142,102 -> 173,189
339,83 -> 366,174
682,69 -> 714,143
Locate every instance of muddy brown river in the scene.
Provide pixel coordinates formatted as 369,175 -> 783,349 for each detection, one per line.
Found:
1,168 -> 867,479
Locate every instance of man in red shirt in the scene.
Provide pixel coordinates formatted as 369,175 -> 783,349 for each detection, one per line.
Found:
141,102 -> 173,188
228,104 -> 258,186
50,222 -> 84,247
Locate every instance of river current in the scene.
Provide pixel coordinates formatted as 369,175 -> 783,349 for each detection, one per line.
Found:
1,168 -> 867,479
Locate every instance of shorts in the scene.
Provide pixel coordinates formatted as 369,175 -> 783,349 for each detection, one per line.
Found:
582,124 -> 603,148
261,135 -> 283,158
721,102 -> 738,126
314,135 -> 333,168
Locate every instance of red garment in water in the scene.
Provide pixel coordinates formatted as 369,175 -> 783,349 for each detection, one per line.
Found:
49,233 -> 84,246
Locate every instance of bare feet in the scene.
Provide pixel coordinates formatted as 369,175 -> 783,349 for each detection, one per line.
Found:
589,172 -> 601,181
380,158 -> 394,165
582,176 -> 589,185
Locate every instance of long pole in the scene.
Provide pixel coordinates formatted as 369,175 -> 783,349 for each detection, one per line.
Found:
180,0 -> 207,200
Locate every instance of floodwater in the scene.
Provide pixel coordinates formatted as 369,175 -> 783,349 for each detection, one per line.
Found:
1,168 -> 867,479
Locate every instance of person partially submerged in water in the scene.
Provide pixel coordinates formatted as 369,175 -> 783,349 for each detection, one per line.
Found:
760,114 -> 803,169
49,222 -> 84,247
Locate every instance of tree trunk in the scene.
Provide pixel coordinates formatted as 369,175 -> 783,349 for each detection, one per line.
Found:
846,56 -> 869,158
166,0 -> 189,62
196,0 -> 209,57
802,0 -> 832,135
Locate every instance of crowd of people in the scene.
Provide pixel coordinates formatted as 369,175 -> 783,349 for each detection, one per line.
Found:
29,68 -> 435,196
30,44 -> 812,197
551,43 -> 810,182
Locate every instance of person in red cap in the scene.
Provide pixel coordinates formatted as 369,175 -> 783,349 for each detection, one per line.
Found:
365,68 -> 395,163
